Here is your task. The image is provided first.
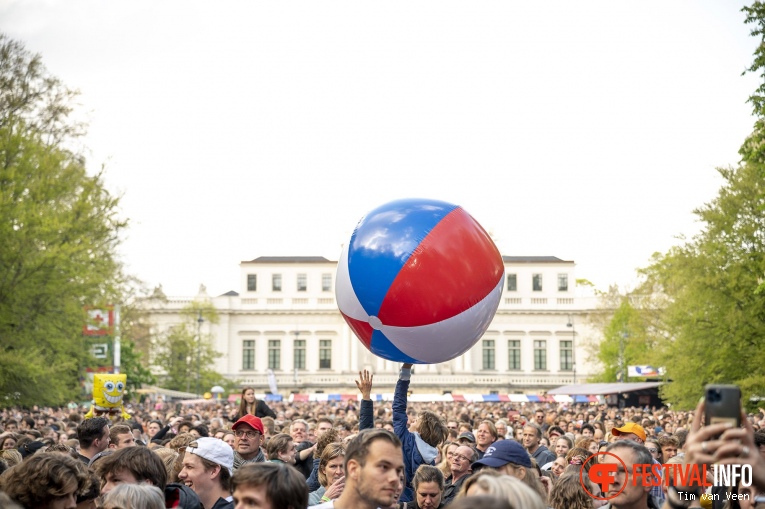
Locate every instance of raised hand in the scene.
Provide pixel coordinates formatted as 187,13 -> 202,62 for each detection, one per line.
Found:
355,370 -> 374,400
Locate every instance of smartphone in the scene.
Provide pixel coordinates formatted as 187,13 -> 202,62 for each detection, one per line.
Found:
704,384 -> 741,427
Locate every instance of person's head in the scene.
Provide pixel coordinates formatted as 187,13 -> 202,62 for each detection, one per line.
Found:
576,437 -> 598,455
179,437 -> 234,497
343,428 -> 404,508
475,420 -> 499,449
316,417 -> 334,438
76,471 -> 101,509
318,442 -> 346,488
231,462 -> 308,509
554,435 -> 573,457
581,423 -> 595,437
456,431 -> 476,447
610,423 -> 646,444
289,419 -> 308,444
101,483 -> 165,509
265,433 -> 296,464
414,411 -> 448,448
0,452 -> 89,509
232,415 -> 264,460
657,435 -> 679,462
551,455 -> 567,477
460,470 -> 546,509
223,431 -> 236,448
547,425 -> 564,440
522,424 -> 543,450
495,420 -> 508,439
152,447 -> 179,478
109,424 -> 136,449
0,434 -> 17,450
0,449 -> 22,468
189,424 -> 209,439
451,445 -> 477,478
96,446 -> 168,495
603,440 -> 653,507
77,417 -> 110,452
412,465 -> 444,509
145,420 -> 161,439
548,471 -> 593,509
644,439 -> 661,461
534,410 -> 545,426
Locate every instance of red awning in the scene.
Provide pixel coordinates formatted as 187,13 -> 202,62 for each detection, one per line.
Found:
451,394 -> 466,402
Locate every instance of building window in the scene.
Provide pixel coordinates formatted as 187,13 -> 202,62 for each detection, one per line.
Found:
482,339 -> 495,370
319,340 -> 332,369
297,273 -> 307,292
506,274 -> 517,292
322,273 -> 332,292
534,340 -> 547,370
268,340 -> 281,370
532,274 -> 543,292
272,274 -> 282,292
242,340 -> 255,371
294,339 -> 306,370
508,340 -> 521,370
558,274 -> 569,292
560,340 -> 573,371
247,274 -> 257,292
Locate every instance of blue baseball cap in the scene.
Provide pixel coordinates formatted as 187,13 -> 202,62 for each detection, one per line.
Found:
471,439 -> 532,470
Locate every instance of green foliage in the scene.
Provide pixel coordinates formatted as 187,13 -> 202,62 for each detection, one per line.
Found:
589,298 -> 657,383
151,302 -> 227,395
639,161 -> 765,409
0,34 -> 127,407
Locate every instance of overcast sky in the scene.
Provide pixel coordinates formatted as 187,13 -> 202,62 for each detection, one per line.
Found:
2,1 -> 760,296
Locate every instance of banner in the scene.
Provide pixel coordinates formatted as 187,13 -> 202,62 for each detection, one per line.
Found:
83,306 -> 114,336
628,365 -> 665,377
266,369 -> 278,394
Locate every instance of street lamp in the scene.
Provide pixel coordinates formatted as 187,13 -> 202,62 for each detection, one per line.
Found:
566,315 -> 576,384
196,311 -> 204,397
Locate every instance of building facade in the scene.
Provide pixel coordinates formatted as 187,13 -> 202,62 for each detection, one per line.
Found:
144,256 -> 601,395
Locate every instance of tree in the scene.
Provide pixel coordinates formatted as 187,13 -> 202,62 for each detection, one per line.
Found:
151,302 -> 227,394
626,4 -> 765,409
0,34 -> 127,406
639,160 -> 765,409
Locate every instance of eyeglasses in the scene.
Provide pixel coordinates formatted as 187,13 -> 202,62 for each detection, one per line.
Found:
453,454 -> 472,463
647,448 -> 658,453
234,429 -> 261,439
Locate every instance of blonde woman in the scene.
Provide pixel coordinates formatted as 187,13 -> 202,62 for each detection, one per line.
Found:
437,441 -> 458,478
308,443 -> 346,506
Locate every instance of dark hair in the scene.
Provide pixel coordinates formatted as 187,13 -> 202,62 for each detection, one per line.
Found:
191,424 -> 209,438
581,423 -> 595,434
110,424 -> 132,444
344,428 -> 402,471
0,452 -> 88,507
266,433 -> 293,460
547,425 -> 565,437
77,471 -> 101,504
419,411 -> 449,448
77,417 -> 110,449
231,462 -> 308,509
96,447 -> 168,490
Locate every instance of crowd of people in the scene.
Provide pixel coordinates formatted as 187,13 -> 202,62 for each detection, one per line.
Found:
0,367 -> 764,509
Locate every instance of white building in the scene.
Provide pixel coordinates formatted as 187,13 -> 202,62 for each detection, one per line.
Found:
144,256 -> 601,395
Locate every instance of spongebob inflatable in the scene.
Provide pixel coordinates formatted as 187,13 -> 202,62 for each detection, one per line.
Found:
84,374 -> 131,420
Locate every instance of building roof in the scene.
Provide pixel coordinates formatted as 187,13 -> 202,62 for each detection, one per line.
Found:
219,290 -> 239,297
502,256 -> 573,264
546,382 -> 662,395
242,256 -> 335,264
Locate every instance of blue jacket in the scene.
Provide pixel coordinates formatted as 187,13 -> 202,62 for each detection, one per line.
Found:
393,369 -> 438,503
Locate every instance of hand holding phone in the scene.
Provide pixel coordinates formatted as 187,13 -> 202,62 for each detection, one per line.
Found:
704,384 -> 741,428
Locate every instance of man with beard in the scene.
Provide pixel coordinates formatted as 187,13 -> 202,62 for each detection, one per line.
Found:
310,428 -> 404,509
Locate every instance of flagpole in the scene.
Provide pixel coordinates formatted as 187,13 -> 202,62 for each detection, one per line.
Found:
114,305 -> 121,374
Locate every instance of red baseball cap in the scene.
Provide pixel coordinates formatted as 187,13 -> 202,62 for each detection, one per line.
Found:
232,415 -> 264,434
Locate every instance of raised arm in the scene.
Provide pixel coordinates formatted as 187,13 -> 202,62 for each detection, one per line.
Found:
355,369 -> 375,431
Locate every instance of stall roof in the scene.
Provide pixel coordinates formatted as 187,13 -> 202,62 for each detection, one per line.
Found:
547,383 -> 662,396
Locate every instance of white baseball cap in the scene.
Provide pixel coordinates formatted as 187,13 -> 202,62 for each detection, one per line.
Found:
186,437 -> 234,475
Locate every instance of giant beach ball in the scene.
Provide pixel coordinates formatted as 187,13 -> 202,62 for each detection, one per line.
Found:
336,198 -> 504,364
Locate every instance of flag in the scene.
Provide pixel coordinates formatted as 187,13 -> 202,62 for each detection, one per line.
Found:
83,306 -> 114,336
266,369 -> 278,394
